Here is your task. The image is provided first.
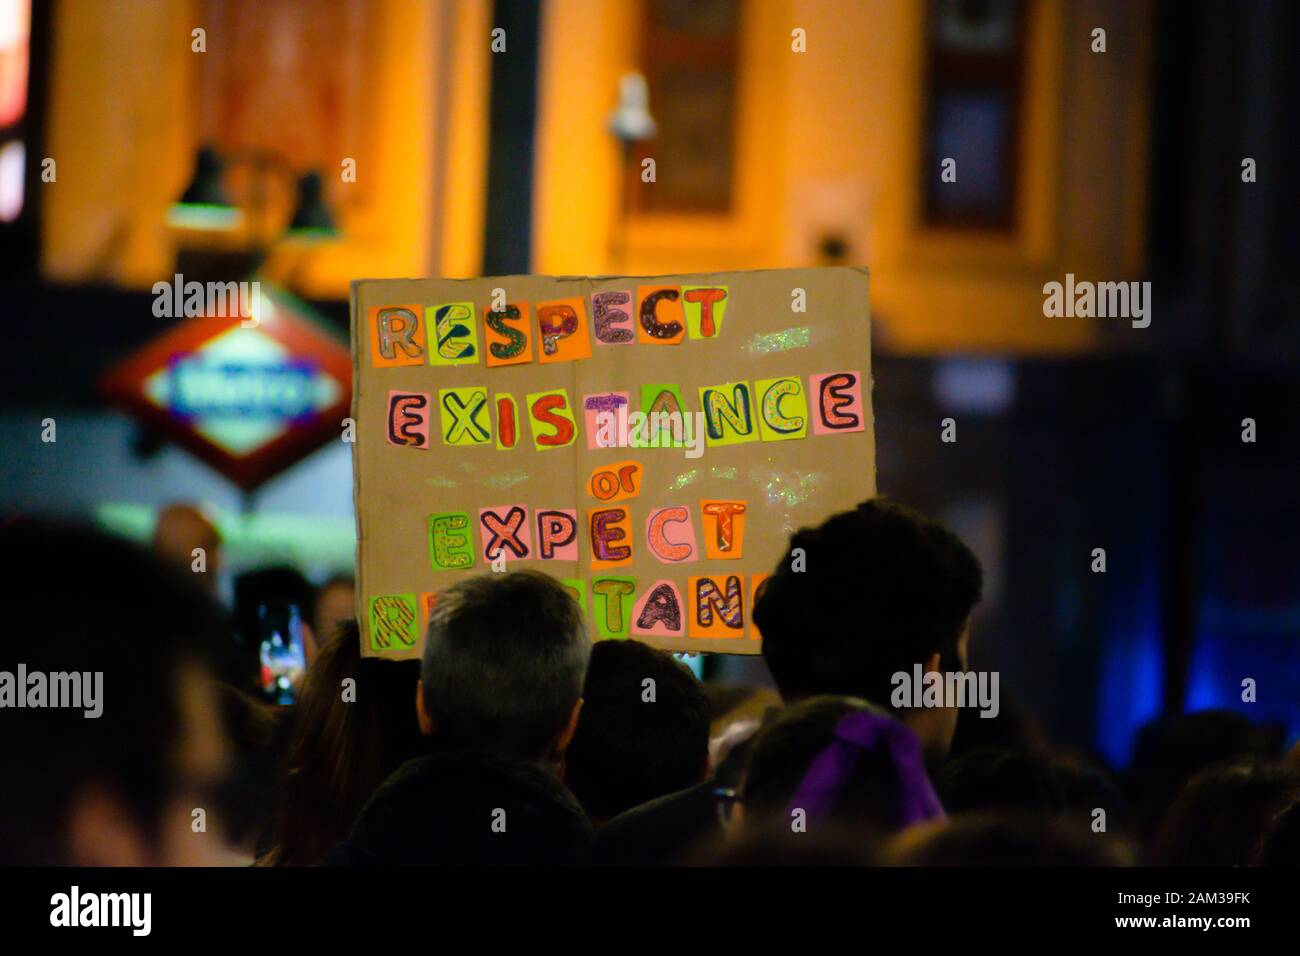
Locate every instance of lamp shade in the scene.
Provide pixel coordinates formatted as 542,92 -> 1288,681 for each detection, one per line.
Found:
607,72 -> 658,144
285,170 -> 337,240
168,145 -> 241,230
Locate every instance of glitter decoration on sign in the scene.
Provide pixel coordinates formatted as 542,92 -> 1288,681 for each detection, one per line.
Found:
742,327 -> 811,356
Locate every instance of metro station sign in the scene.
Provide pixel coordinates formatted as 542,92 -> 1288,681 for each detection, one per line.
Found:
102,284 -> 352,491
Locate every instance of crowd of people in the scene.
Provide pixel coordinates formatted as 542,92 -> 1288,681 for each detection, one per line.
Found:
1,499 -> 1296,866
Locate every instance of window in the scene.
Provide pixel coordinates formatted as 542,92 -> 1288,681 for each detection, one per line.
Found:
632,0 -> 741,215
922,0 -> 1026,230
191,0 -> 373,221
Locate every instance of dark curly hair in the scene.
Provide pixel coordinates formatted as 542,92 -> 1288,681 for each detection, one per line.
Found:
754,498 -> 982,709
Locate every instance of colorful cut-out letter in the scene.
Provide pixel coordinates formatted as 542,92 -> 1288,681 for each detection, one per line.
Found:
641,383 -> 689,448
645,506 -> 697,564
636,286 -> 686,344
427,303 -> 480,366
438,387 -> 491,445
369,594 -> 419,650
810,371 -> 866,434
589,507 -> 632,568
526,388 -> 578,450
387,391 -> 431,448
428,512 -> 475,570
682,286 -> 728,339
562,578 -> 588,616
536,297 -> 592,363
478,505 -> 531,562
689,575 -> 746,640
494,393 -> 519,450
699,381 -> 759,446
701,500 -> 748,559
370,305 -> 426,367
631,580 -> 686,638
418,591 -> 440,633
591,577 -> 637,640
749,573 -> 770,640
584,392 -> 630,450
536,509 -> 579,561
592,289 -> 635,345
755,376 -> 808,442
587,460 -> 643,503
484,302 -> 532,367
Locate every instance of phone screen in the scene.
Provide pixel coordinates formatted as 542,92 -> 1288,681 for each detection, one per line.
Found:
257,602 -> 306,705
674,652 -> 704,680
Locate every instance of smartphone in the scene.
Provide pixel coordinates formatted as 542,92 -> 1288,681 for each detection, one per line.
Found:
257,602 -> 306,705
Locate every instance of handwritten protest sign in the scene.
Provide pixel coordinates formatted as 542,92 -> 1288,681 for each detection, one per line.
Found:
351,268 -> 874,657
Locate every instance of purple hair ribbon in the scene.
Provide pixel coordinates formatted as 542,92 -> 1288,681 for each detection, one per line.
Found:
783,710 -> 945,828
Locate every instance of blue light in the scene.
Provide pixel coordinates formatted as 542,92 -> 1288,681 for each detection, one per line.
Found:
1095,558 -> 1164,767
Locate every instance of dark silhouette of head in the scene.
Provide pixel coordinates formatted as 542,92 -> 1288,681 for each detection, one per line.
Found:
755,499 -> 982,757
565,639 -> 709,822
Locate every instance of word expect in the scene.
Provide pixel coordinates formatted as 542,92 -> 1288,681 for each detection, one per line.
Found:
366,459 -> 774,647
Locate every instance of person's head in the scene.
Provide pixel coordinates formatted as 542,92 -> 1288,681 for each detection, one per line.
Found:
262,620 -> 422,866
754,499 -> 983,758
419,571 -> 590,770
1051,755 -> 1131,836
564,639 -> 710,822
1130,710 -> 1286,838
152,503 -> 222,587
946,689 -> 1047,757
0,519 -> 232,865
312,573 -> 355,646
1148,760 -> 1300,866
738,695 -> 944,841
885,812 -> 1134,866
936,748 -> 1067,816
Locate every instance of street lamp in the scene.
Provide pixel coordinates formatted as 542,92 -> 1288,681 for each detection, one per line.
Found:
606,72 -> 658,271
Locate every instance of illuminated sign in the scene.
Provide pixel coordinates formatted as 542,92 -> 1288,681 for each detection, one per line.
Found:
102,284 -> 352,490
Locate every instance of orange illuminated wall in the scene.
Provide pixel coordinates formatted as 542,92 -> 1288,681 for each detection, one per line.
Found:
40,0 -> 490,296
533,0 -> 1152,355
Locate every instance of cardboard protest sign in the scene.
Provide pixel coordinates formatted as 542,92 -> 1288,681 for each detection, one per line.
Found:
351,268 -> 874,658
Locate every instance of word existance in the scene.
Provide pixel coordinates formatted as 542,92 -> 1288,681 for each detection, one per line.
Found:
385,373 -> 866,452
